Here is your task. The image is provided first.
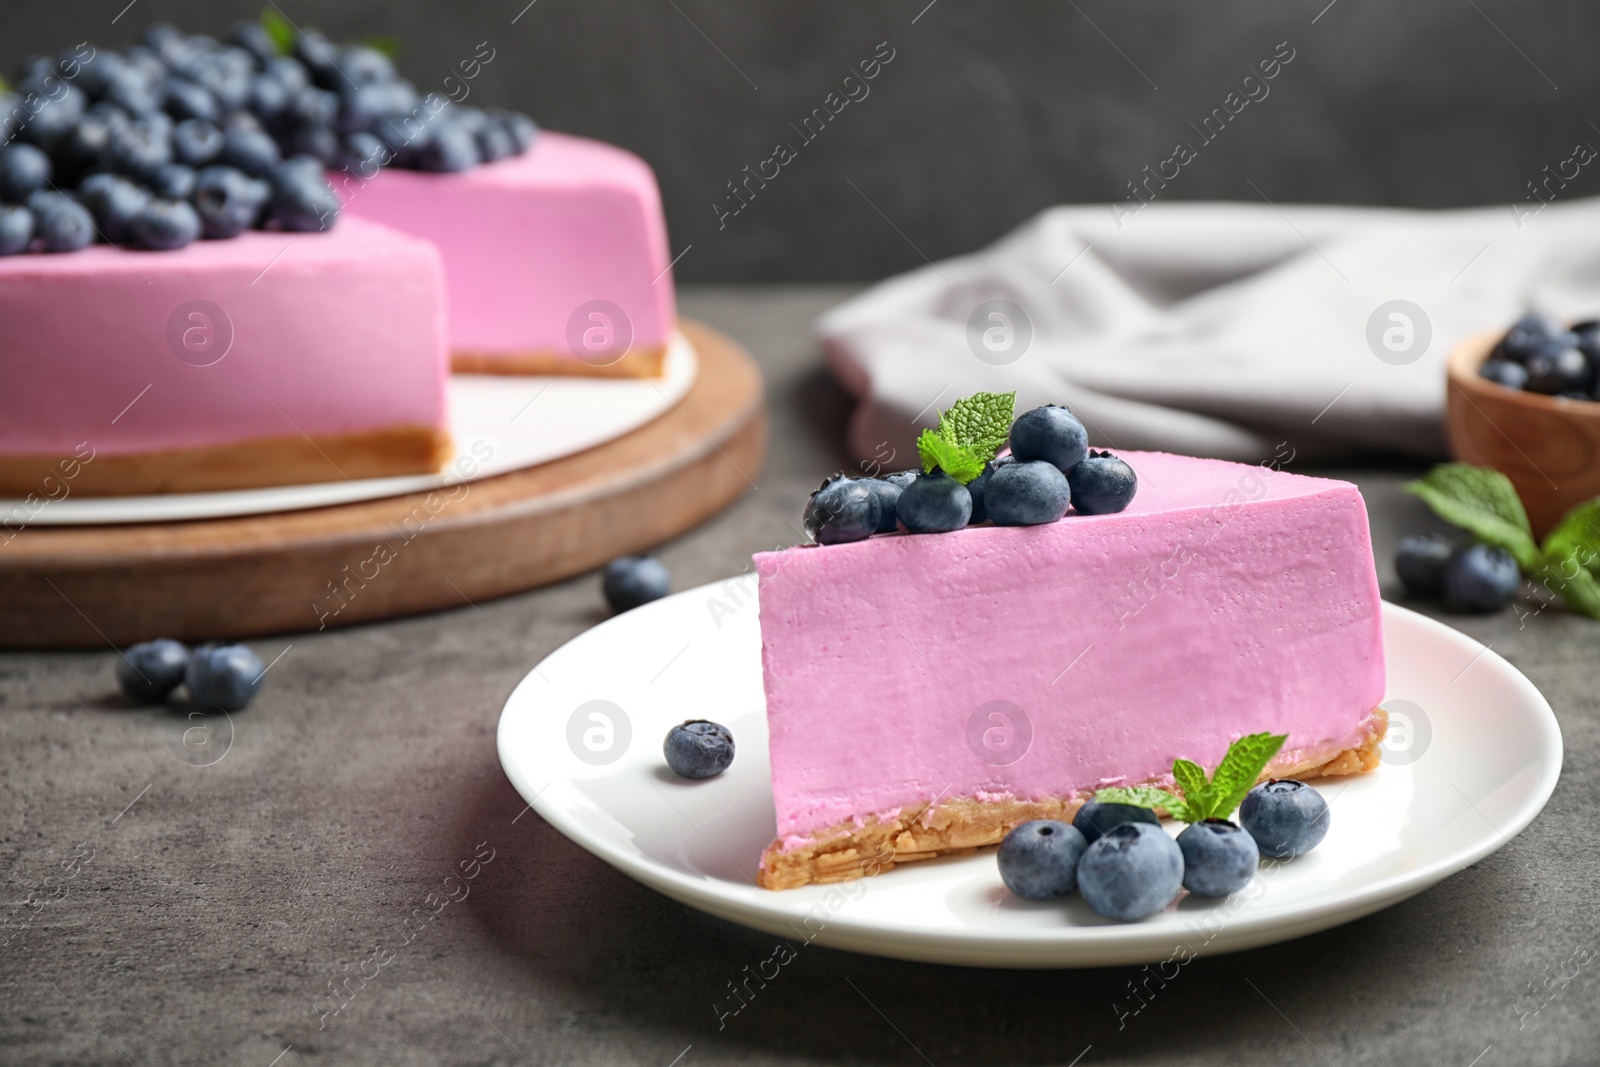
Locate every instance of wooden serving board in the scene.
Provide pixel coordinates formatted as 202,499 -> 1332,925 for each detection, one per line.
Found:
0,319 -> 766,649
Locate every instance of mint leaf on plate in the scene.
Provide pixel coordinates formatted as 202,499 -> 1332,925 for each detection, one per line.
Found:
1538,501 -> 1600,620
916,428 -> 986,484
1093,785 -> 1189,821
1405,463 -> 1540,571
1206,731 -> 1288,820
937,391 -> 1015,466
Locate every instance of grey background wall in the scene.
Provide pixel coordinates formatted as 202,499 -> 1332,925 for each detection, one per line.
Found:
4,1 -> 1598,282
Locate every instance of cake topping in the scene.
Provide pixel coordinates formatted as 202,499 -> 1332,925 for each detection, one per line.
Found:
985,459 -> 1070,526
1239,779 -> 1330,859
895,468 -> 972,533
803,475 -> 881,544
1008,403 -> 1088,471
1094,731 -> 1288,824
1067,449 -> 1139,515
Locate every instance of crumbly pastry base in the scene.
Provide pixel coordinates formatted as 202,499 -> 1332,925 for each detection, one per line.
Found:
758,710 -> 1389,890
452,344 -> 667,378
0,425 -> 452,497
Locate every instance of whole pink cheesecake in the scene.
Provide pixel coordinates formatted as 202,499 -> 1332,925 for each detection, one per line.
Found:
335,131 -> 677,378
0,218 -> 451,496
754,452 -> 1387,889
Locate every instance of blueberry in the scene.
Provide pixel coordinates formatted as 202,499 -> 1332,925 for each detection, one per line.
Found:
162,78 -> 220,123
1442,543 -> 1519,613
477,122 -> 515,163
231,20 -> 280,66
220,124 -> 281,177
263,165 -> 340,232
1479,357 -> 1530,391
172,118 -> 224,167
341,46 -> 397,86
27,191 -> 94,252
1496,312 -> 1569,363
267,56 -> 312,95
102,118 -> 172,182
295,30 -> 345,87
193,166 -> 269,238
287,123 -> 341,164
185,643 -> 265,712
1240,779 -> 1329,859
1009,404 -> 1089,471
984,460 -> 1070,526
1177,819 -> 1260,897
337,131 -> 390,178
130,198 -> 201,251
0,144 -> 51,203
115,638 -> 190,703
150,163 -> 197,201
965,461 -> 998,524
1523,343 -> 1590,395
1068,450 -> 1139,515
15,84 -> 86,149
602,555 -> 671,612
189,50 -> 255,113
896,469 -> 972,533
288,87 -> 341,131
1077,822 -> 1184,921
415,123 -> 482,173
500,111 -> 538,153
141,22 -> 185,52
883,470 -> 920,491
247,74 -> 294,124
87,101 -> 132,128
860,478 -> 902,533
663,720 -> 735,779
101,63 -> 163,117
1072,799 -> 1160,844
337,81 -> 417,135
0,205 -> 33,255
998,820 -> 1087,900
54,116 -> 118,182
78,173 -> 151,244
1395,533 -> 1453,598
803,475 -> 881,544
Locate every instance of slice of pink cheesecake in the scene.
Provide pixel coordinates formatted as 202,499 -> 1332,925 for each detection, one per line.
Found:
335,131 -> 677,378
0,218 -> 451,496
754,452 -> 1387,889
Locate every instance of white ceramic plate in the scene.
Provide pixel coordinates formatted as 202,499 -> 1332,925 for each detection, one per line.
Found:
4,332 -> 696,526
497,587 -> 1562,968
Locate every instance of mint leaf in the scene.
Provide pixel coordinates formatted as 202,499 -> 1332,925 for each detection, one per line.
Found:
1171,759 -> 1211,818
0,73 -> 10,94
1207,732 -> 1287,820
1541,563 -> 1600,619
1094,786 -> 1188,821
916,429 -> 985,484
1406,463 -> 1539,571
1534,499 -> 1600,620
362,34 -> 401,59
261,8 -> 295,55
937,391 -> 1015,465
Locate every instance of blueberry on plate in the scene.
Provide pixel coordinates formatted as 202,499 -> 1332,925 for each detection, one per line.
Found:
804,475 -> 881,545
1478,357 -> 1530,391
0,205 -> 34,256
1496,312 -> 1571,363
664,720 -> 735,779
115,638 -> 190,703
998,819 -> 1087,899
130,199 -> 202,251
1008,404 -> 1089,472
193,166 -> 268,239
1523,342 -> 1590,395
185,643 -> 265,712
26,192 -> 95,252
79,174 -> 153,244
1073,799 -> 1161,843
984,460 -> 1070,526
172,118 -> 225,168
0,143 -> 52,203
602,555 -> 671,612
859,477 -> 902,533
1077,822 -> 1184,921
1067,450 -> 1138,515
1394,532 -> 1453,598
896,469 -> 972,533
1240,779 -> 1328,858
1442,542 -> 1519,613
1177,819 -> 1260,897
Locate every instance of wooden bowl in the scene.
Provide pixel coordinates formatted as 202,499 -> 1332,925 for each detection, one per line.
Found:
1446,329 -> 1600,537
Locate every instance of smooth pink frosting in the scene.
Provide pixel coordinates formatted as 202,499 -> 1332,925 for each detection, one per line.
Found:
0,218 -> 449,456
754,452 -> 1387,841
335,131 -> 676,358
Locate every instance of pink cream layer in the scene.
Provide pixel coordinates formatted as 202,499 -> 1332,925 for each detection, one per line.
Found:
754,452 -> 1387,844
334,131 -> 676,358
0,218 -> 449,457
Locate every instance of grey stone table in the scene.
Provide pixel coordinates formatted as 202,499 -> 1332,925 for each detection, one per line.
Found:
2,288 -> 1594,1067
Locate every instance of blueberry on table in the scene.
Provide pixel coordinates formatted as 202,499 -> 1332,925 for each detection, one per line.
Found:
1072,799 -> 1160,843
0,205 -> 34,256
1478,358 -> 1530,391
131,198 -> 202,251
602,556 -> 671,613
1240,779 -> 1329,858
1067,450 -> 1138,515
27,192 -> 95,253
115,639 -> 190,703
1442,543 -> 1519,613
998,820 -> 1087,899
1177,819 -> 1260,897
1395,533 -> 1453,597
860,477 -> 903,533
1077,823 -> 1184,921
896,469 -> 972,533
0,143 -> 52,203
984,460 -> 1070,526
804,476 -> 881,544
185,643 -> 265,712
1009,404 -> 1089,472
664,720 -> 735,779
1523,343 -> 1590,395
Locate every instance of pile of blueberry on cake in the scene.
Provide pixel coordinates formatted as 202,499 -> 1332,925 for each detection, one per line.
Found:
1478,312 -> 1600,401
0,16 -> 536,254
805,392 -> 1138,542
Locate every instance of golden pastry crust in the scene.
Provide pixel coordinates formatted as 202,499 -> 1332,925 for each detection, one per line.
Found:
758,710 -> 1388,890
451,344 -> 667,378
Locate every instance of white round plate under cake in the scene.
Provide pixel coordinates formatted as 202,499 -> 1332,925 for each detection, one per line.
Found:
3,332 -> 696,526
497,586 -> 1562,969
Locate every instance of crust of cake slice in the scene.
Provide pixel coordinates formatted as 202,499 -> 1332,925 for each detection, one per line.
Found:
0,425 -> 452,497
758,710 -> 1388,891
451,344 -> 667,378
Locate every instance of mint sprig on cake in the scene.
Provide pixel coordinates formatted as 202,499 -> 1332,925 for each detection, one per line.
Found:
1095,731 -> 1288,823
